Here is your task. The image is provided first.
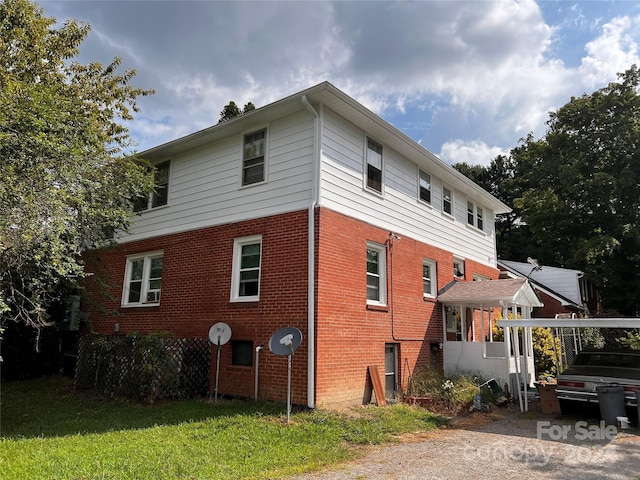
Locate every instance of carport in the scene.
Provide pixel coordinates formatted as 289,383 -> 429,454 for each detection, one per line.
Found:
496,317 -> 640,412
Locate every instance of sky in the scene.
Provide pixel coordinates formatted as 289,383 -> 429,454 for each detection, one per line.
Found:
40,0 -> 640,166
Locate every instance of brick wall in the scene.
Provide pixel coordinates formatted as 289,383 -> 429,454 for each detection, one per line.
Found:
315,208 -> 459,407
83,206 -> 500,408
83,210 -> 310,405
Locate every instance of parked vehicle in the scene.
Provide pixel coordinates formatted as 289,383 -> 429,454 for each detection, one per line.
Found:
556,350 -> 640,406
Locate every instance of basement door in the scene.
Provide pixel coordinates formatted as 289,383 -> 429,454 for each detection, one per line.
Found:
385,344 -> 398,401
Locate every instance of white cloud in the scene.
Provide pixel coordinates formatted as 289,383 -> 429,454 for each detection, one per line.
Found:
439,140 -> 508,167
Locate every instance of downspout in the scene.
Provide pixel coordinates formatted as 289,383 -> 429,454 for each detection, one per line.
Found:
388,234 -> 424,342
302,94 -> 320,409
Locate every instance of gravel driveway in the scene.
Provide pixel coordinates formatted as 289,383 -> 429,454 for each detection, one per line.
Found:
291,403 -> 640,480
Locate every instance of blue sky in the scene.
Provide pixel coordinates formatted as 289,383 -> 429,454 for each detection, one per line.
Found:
41,0 -> 640,166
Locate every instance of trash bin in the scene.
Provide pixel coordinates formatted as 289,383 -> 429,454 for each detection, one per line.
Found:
596,385 -> 626,426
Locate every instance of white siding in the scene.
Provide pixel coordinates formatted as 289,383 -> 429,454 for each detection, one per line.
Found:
120,110 -> 315,243
319,109 -> 497,268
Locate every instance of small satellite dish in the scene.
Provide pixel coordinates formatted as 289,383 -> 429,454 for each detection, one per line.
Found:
208,322 -> 232,346
269,327 -> 303,356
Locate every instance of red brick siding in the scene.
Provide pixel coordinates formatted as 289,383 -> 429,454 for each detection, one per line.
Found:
315,209 -> 460,407
83,210 -> 309,404
83,206 -> 500,408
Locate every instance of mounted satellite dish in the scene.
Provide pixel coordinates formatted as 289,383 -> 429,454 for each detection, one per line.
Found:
208,322 -> 232,403
268,326 -> 303,423
208,322 -> 232,346
269,327 -> 302,356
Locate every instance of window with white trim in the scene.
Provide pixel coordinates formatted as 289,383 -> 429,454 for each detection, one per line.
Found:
453,258 -> 465,279
231,235 -> 262,302
442,186 -> 453,215
467,201 -> 485,231
366,242 -> 386,305
423,260 -> 437,298
467,201 -> 476,226
135,160 -> 170,211
418,169 -> 431,204
366,137 -> 383,193
122,251 -> 163,306
242,129 -> 266,185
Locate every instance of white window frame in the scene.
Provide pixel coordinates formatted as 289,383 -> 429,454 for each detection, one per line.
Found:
230,235 -> 262,302
366,242 -> 387,306
453,257 -> 465,279
467,200 -> 476,226
418,169 -> 432,205
365,137 -> 383,194
136,160 -> 171,211
467,200 -> 485,232
121,250 -> 164,307
476,206 -> 484,231
423,259 -> 437,298
241,128 -> 268,187
442,186 -> 453,216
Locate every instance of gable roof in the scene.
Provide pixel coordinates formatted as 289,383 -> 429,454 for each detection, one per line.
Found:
498,260 -> 584,309
438,278 -> 543,308
140,81 -> 511,215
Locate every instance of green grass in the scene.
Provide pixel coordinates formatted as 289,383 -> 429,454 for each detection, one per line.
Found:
0,376 -> 447,479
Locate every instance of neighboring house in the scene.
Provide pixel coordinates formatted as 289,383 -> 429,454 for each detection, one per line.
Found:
83,82 -> 513,409
498,260 -> 602,317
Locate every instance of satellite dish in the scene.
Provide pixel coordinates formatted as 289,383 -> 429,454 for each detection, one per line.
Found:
208,322 -> 232,346
269,327 -> 303,356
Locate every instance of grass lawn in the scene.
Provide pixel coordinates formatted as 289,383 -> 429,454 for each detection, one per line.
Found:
0,376 -> 447,479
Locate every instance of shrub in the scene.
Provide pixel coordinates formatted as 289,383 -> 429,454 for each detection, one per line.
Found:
404,368 -> 484,415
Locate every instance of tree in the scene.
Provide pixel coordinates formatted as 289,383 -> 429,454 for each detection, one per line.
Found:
458,66 -> 640,316
0,0 -> 155,331
218,101 -> 255,123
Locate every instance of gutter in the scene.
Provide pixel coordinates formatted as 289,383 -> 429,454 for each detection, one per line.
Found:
301,94 -> 320,409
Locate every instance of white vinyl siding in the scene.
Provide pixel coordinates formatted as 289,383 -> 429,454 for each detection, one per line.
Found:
319,109 -> 497,270
121,110 -> 314,243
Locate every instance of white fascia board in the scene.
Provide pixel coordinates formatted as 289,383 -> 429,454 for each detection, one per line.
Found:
497,318 -> 640,328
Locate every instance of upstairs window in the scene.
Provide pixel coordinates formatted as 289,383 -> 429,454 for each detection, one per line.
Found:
467,201 -> 476,226
135,161 -> 171,211
443,186 -> 453,215
467,201 -> 484,231
477,207 -> 484,230
231,235 -> 262,302
366,138 -> 383,193
418,169 -> 431,204
366,242 -> 387,305
242,129 -> 266,185
122,251 -> 163,306
423,260 -> 437,298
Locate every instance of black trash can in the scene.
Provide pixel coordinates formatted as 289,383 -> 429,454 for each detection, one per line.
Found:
596,385 -> 625,426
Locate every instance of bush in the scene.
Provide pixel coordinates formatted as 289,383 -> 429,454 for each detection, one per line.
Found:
404,368 -> 484,415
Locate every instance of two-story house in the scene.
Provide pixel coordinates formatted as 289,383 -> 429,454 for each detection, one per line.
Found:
83,82 -> 514,408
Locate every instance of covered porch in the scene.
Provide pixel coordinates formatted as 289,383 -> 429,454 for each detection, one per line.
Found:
438,278 -> 543,408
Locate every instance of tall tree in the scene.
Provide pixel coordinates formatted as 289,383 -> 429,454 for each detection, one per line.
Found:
0,0 -> 154,330
459,66 -> 640,315
218,101 -> 255,123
